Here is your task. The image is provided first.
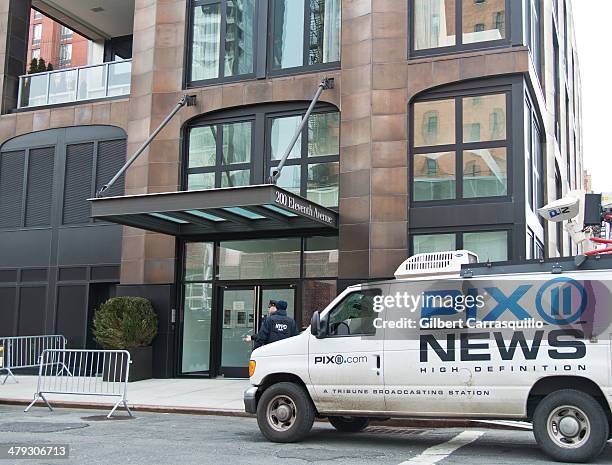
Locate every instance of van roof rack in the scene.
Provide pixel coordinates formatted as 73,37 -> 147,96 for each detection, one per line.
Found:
460,254 -> 612,278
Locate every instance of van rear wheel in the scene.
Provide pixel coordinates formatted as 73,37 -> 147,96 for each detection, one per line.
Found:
256,382 -> 315,443
533,389 -> 608,463
328,416 -> 370,433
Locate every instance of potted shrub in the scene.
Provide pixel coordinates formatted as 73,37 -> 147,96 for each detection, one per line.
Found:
93,296 -> 158,382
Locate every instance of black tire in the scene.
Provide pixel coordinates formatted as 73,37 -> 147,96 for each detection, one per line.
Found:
328,416 -> 370,433
256,382 -> 315,443
532,389 -> 609,463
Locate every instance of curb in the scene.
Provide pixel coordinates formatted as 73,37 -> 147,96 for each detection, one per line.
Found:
0,398 -> 530,430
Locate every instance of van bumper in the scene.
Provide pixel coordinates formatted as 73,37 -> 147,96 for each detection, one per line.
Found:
244,387 -> 258,414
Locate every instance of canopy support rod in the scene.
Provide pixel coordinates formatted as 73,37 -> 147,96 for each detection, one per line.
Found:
97,94 -> 197,197
269,77 -> 334,184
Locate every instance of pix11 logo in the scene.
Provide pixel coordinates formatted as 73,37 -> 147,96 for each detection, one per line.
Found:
536,277 -> 586,325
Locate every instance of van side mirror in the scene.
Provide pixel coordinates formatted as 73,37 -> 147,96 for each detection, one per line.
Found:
310,311 -> 320,337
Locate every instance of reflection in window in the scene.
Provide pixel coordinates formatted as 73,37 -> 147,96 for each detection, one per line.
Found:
307,161 -> 339,207
187,121 -> 252,190
225,0 -> 255,77
463,94 -> 506,142
182,283 -> 213,373
218,238 -> 301,279
272,0 -> 340,70
269,111 -> 340,207
413,152 -> 456,201
190,0 -> 255,82
413,0 -> 506,51
413,91 -> 509,201
414,99 -> 455,146
304,236 -> 338,277
191,3 -> 221,81
462,148 -> 507,198
462,0 -> 506,44
464,231 -> 508,262
413,0 -> 456,50
185,242 -> 214,281
413,233 -> 456,254
327,290 -> 379,336
308,0 -> 341,65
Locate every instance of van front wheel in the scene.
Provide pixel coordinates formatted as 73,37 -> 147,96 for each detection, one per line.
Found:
533,389 -> 608,463
328,416 -> 370,432
256,382 -> 315,443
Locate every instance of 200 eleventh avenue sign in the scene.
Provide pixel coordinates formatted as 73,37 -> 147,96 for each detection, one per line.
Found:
88,184 -> 338,239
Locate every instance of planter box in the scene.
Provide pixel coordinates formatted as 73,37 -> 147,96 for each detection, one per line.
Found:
103,346 -> 153,383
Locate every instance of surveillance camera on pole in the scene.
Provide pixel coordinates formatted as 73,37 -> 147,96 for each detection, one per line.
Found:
538,190 -> 612,260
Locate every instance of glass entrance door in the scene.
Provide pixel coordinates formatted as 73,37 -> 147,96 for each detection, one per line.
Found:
219,284 -> 296,377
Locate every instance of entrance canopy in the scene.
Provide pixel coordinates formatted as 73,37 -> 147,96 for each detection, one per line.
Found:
89,185 -> 338,238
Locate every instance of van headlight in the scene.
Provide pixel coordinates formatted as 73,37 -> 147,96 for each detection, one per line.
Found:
248,360 -> 256,377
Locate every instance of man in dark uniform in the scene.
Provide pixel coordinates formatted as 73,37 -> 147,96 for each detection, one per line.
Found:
244,300 -> 298,349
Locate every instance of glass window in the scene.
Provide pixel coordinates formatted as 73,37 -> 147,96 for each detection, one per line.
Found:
412,0 -> 506,52
463,94 -> 506,142
32,24 -> 42,43
413,0 -> 456,50
187,121 -> 253,191
220,169 -> 250,187
268,110 -> 339,207
182,283 -> 213,373
271,0 -> 304,69
307,161 -> 338,207
414,99 -> 455,147
276,164 -> 301,195
224,0 -> 255,77
218,238 -> 301,279
304,236 -> 338,277
413,233 -> 456,254
271,0 -> 340,71
190,0 -> 255,83
462,147 -> 507,198
462,0 -> 506,44
308,0 -> 341,65
463,231 -> 508,262
185,242 -> 214,281
189,126 -> 218,168
59,44 -> 72,67
308,112 -> 339,157
413,151 -> 456,201
326,290 -> 380,337
222,122 -> 251,164
271,116 -> 302,160
31,49 -> 40,60
188,172 -> 215,190
412,91 -> 509,202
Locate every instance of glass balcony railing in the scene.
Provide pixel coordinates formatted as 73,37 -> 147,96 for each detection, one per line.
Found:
17,59 -> 132,109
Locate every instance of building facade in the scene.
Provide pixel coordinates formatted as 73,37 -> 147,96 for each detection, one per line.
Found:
0,0 -> 583,378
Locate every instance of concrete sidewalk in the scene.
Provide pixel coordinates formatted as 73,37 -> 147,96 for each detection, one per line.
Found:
0,376 -> 251,415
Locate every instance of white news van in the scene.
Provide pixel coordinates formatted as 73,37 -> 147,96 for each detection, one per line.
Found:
244,251 -> 612,463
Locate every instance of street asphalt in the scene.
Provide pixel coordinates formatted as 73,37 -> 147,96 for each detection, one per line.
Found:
1,405 -> 611,465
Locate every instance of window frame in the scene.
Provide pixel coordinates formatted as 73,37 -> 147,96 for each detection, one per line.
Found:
186,0 -> 260,87
185,115 -> 257,190
409,0 -> 512,58
182,102 -> 340,210
267,0 -> 341,78
265,108 -> 339,206
322,289 -> 381,339
185,0 -> 341,87
410,86 -> 513,206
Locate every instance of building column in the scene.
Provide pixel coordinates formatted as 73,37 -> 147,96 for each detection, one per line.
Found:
0,0 -> 31,114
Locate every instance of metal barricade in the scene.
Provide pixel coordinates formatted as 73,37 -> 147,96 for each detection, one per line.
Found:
24,349 -> 132,418
0,335 -> 70,384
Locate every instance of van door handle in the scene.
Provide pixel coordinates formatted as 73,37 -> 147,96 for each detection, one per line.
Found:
376,354 -> 381,369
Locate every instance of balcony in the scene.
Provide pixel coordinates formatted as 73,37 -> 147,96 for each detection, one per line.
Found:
18,59 -> 131,109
